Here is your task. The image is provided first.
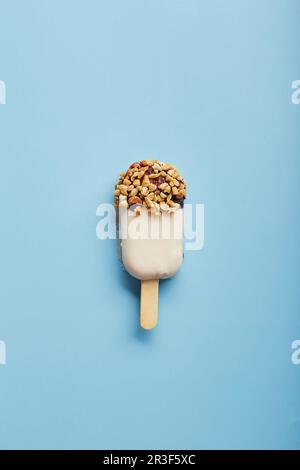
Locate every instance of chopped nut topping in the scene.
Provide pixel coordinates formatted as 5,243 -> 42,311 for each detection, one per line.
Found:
114,159 -> 186,213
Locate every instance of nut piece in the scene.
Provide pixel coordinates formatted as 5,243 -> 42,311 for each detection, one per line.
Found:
119,185 -> 128,195
161,163 -> 171,171
129,188 -> 138,197
176,190 -> 185,199
160,202 -> 169,211
128,196 -> 142,205
152,162 -> 162,172
148,183 -> 157,192
145,196 -> 154,208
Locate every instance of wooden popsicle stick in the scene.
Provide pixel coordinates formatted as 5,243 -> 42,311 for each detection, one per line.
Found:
140,280 -> 159,329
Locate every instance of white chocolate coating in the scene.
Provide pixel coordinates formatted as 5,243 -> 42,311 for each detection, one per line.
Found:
120,208 -> 184,281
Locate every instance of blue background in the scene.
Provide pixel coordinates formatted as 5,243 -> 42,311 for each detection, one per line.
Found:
0,0 -> 300,450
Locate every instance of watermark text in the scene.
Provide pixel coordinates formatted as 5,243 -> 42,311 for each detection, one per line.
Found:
96,203 -> 204,251
0,80 -> 6,105
0,340 -> 6,365
291,339 -> 300,365
291,80 -> 300,105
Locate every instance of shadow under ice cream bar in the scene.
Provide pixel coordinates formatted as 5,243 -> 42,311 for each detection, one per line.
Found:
115,160 -> 187,329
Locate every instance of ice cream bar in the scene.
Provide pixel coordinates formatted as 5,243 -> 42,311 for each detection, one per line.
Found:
115,160 -> 187,329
